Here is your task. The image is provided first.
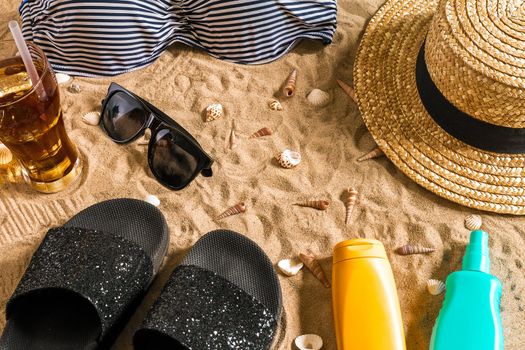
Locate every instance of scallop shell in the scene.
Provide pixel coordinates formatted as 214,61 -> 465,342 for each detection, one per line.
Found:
268,99 -> 283,111
344,187 -> 358,225
250,127 -> 273,138
299,253 -> 330,288
205,103 -> 224,122
427,279 -> 446,296
307,89 -> 330,107
396,244 -> 435,255
217,202 -> 246,220
294,200 -> 330,211
67,83 -> 81,93
277,258 -> 304,277
464,214 -> 482,231
55,73 -> 72,84
82,111 -> 101,126
336,79 -> 358,104
145,194 -> 160,207
294,334 -> 323,350
357,146 -> 384,162
282,69 -> 297,97
276,149 -> 301,168
0,144 -> 13,165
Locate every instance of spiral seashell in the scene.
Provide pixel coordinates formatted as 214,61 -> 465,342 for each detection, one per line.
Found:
282,69 -> 297,97
55,73 -> 72,84
396,244 -> 435,255
82,111 -> 101,126
145,194 -> 160,207
344,187 -> 358,225
276,149 -> 301,168
250,127 -> 273,138
268,99 -> 283,111
299,253 -> 330,288
336,79 -> 358,104
295,334 -> 323,350
277,258 -> 304,277
0,143 -> 13,165
357,146 -> 384,162
217,202 -> 246,220
427,279 -> 446,296
205,103 -> 224,122
67,83 -> 81,93
294,200 -> 330,211
464,214 -> 482,231
307,88 -> 330,107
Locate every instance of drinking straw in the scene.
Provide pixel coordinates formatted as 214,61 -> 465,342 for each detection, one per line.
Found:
8,20 -> 46,100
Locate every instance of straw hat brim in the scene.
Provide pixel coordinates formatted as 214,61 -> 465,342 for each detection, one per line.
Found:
354,0 -> 525,214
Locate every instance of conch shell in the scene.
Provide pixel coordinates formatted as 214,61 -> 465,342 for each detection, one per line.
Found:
427,279 -> 446,296
206,103 -> 223,122
336,79 -> 357,104
0,143 -> 13,165
299,253 -> 330,288
307,88 -> 330,107
396,244 -> 435,255
294,334 -> 323,350
82,111 -> 101,126
344,187 -> 358,225
294,200 -> 330,211
217,202 -> 246,220
250,127 -> 273,138
277,258 -> 304,276
276,149 -> 301,168
357,146 -> 384,162
268,99 -> 283,111
464,214 -> 482,231
282,69 -> 297,97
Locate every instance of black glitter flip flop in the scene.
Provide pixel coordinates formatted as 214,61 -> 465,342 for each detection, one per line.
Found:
0,198 -> 169,350
133,229 -> 282,350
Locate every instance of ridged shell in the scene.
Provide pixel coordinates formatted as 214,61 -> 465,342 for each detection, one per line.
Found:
396,244 -> 435,255
427,279 -> 446,295
294,200 -> 330,211
345,187 -> 358,225
145,194 -> 160,207
307,88 -> 330,107
205,103 -> 224,122
295,334 -> 323,350
55,73 -> 72,84
336,79 -> 358,104
82,111 -> 101,126
250,127 -> 273,138
464,214 -> 482,231
357,146 -> 384,162
277,258 -> 304,277
67,83 -> 81,93
217,202 -> 246,220
0,144 -> 13,165
282,69 -> 297,97
268,99 -> 283,111
299,253 -> 330,288
276,149 -> 301,168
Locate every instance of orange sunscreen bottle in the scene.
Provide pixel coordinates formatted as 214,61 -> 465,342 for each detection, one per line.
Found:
332,239 -> 406,350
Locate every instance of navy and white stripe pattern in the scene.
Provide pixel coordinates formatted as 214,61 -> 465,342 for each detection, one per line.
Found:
20,0 -> 337,76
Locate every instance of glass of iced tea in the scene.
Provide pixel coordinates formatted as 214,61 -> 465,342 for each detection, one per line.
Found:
0,39 -> 82,193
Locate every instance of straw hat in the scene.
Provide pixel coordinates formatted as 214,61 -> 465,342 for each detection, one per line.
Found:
354,0 -> 525,214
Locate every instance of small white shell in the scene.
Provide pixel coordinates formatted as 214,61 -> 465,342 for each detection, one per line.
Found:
276,149 -> 301,168
68,83 -> 82,93
307,89 -> 330,107
82,111 -> 101,126
427,279 -> 446,296
464,214 -> 482,231
277,258 -> 304,276
55,73 -> 72,84
145,194 -> 160,207
206,103 -> 224,122
268,99 -> 283,111
0,144 -> 13,165
294,334 -> 323,350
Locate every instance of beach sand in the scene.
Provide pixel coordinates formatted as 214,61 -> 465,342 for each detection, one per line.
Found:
1,0 -> 524,349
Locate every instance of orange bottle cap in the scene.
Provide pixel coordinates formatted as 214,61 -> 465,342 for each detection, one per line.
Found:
333,239 -> 387,263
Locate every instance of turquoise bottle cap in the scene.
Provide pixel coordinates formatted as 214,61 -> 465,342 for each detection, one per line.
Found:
462,230 -> 490,273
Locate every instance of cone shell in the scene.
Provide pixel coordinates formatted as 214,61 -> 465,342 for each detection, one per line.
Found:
336,79 -> 358,104
464,214 -> 482,231
268,99 -> 283,111
0,144 -> 13,165
55,73 -> 72,84
276,149 -> 301,168
307,88 -> 330,107
282,69 -> 297,97
357,146 -> 384,162
294,200 -> 330,211
82,111 -> 101,126
217,202 -> 246,220
299,253 -> 330,288
427,279 -> 446,296
345,187 -> 358,225
145,194 -> 160,207
205,103 -> 224,122
250,127 -> 273,138
277,258 -> 304,277
294,334 -> 323,350
396,244 -> 435,255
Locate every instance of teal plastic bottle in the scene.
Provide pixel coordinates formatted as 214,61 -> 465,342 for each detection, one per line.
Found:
430,230 -> 504,350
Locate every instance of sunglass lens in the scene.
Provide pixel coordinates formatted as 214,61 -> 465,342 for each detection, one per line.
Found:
150,129 -> 199,189
102,91 -> 147,141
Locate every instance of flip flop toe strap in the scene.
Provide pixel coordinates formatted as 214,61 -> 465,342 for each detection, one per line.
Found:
7,227 -> 153,339
134,265 -> 278,350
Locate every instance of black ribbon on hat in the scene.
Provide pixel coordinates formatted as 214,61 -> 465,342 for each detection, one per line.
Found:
415,44 -> 525,154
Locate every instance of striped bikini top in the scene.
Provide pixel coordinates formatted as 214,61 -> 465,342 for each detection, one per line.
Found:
20,0 -> 337,76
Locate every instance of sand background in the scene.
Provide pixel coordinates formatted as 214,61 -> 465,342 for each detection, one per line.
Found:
0,0 -> 524,349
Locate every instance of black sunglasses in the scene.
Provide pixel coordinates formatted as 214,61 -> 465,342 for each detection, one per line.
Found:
100,83 -> 213,190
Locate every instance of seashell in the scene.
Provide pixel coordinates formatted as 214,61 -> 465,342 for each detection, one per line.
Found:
276,149 -> 301,169
282,69 -> 297,97
396,244 -> 435,255
0,144 -> 13,165
307,89 -> 330,107
357,146 -> 384,162
205,103 -> 224,122
294,334 -> 323,350
344,187 -> 358,225
336,79 -> 358,104
277,258 -> 304,277
67,83 -> 81,93
299,253 -> 330,288
55,73 -> 72,84
427,279 -> 446,296
250,127 -> 273,138
229,120 -> 237,150
138,129 -> 151,146
464,214 -> 482,231
294,200 -> 330,211
217,202 -> 246,220
268,99 -> 283,111
145,194 -> 160,207
82,111 -> 101,126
